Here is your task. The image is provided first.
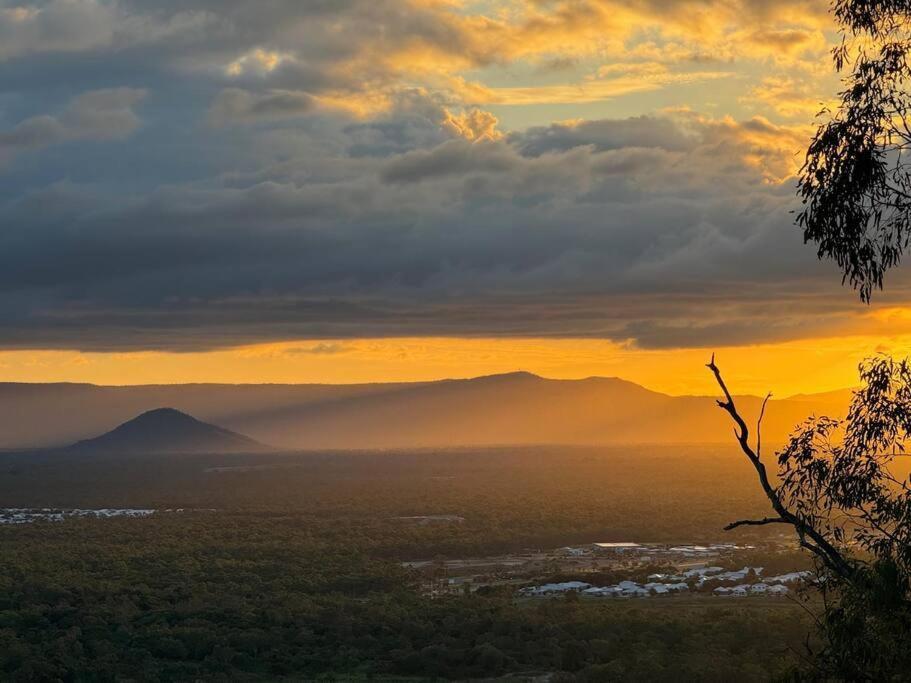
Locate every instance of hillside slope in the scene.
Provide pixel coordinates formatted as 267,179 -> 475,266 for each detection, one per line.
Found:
68,408 -> 269,454
0,373 -> 851,450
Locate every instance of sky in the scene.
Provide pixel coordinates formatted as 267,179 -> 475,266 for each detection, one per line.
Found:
2,0 -> 910,395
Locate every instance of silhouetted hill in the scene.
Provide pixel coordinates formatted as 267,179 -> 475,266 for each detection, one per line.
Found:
0,373 -> 852,450
68,408 -> 269,454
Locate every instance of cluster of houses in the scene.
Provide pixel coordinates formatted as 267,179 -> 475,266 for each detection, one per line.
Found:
709,568 -> 814,597
648,565 -> 760,586
582,580 -> 690,598
559,542 -> 755,560
0,508 -> 159,525
0,507 -> 221,525
518,579 -> 701,599
714,583 -> 789,597
518,567 -> 813,599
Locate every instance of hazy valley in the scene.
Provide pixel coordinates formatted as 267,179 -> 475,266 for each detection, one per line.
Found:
0,372 -> 851,451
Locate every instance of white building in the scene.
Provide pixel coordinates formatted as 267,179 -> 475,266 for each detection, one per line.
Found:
703,566 -> 763,584
621,587 -> 650,598
767,571 -> 811,585
519,581 -> 591,596
582,586 -> 623,598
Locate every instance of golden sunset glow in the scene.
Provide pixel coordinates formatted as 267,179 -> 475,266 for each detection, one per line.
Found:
0,0 -> 901,395
6,3 -> 911,678
4,332 -> 910,396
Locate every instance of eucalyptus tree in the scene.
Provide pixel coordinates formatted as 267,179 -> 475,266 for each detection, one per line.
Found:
707,4 -> 911,674
800,0 -> 911,300
710,355 -> 911,678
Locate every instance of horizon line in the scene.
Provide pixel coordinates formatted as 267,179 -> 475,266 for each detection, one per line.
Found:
0,370 -> 856,401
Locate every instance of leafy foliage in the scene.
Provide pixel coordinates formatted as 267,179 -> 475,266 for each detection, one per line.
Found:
712,355 -> 911,679
799,0 -> 911,300
773,356 -> 911,678
789,2 -> 911,675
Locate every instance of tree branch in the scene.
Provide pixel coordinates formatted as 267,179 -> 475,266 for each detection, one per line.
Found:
707,355 -> 856,581
724,517 -> 787,531
757,392 -> 772,459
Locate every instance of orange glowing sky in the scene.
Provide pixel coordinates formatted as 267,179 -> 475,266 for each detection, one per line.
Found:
1,0 -> 904,393
4,332 -> 910,397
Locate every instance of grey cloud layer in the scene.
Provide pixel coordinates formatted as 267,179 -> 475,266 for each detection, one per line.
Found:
0,0 -> 860,352
0,103 -> 853,351
0,88 -> 145,163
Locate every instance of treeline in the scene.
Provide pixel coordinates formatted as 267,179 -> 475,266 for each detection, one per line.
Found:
0,515 -> 810,681
0,446 -> 781,555
0,446 -> 811,680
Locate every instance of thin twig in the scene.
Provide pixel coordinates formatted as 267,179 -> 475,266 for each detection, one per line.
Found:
757,392 -> 772,459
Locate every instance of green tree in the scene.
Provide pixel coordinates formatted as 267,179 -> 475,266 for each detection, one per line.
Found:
800,0 -> 911,300
709,355 -> 911,678
720,0 -> 911,675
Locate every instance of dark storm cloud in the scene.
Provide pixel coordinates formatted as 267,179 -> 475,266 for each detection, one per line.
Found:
0,107 -> 851,351
0,0 -> 860,352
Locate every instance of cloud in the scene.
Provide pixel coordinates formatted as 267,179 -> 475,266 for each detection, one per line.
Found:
208,88 -> 317,126
0,109 -> 863,352
381,139 -> 517,183
0,87 -> 146,163
746,28 -> 818,53
0,0 -> 835,116
441,108 -> 502,142
742,76 -> 833,119
512,116 -> 695,156
0,0 -> 869,355
0,0 -> 115,61
285,342 -> 350,355
459,68 -> 733,106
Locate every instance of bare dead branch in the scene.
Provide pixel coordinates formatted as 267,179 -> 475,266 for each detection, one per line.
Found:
707,355 -> 856,581
757,392 -> 772,458
724,517 -> 787,531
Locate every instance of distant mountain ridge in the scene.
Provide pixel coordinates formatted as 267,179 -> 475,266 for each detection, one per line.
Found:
68,408 -> 269,454
0,372 -> 854,451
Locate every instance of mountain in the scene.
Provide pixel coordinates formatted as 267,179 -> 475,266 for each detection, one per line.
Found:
68,408 -> 269,454
0,373 -> 852,451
